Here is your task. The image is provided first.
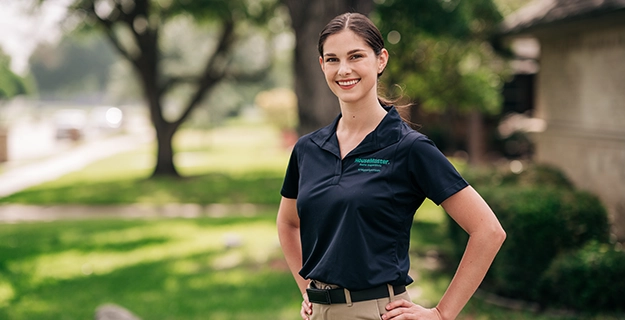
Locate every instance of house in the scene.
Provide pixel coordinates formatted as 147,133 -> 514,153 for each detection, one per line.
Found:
498,0 -> 625,240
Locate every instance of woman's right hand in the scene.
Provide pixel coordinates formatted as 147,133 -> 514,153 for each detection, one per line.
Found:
301,292 -> 313,320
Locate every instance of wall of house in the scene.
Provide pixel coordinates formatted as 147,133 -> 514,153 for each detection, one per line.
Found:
533,15 -> 625,240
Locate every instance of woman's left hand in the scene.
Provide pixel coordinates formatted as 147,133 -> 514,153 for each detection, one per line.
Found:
381,299 -> 442,320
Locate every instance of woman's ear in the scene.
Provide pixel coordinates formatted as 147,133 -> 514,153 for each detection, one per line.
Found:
378,49 -> 389,74
319,56 -> 325,72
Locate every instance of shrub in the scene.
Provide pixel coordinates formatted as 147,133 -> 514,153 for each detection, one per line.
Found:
537,241 -> 625,312
461,163 -> 574,190
449,165 -> 611,302
487,187 -> 609,300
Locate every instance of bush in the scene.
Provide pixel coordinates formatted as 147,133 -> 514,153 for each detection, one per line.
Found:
538,241 -> 625,312
461,163 -> 574,190
486,187 -> 609,300
449,164 -> 611,302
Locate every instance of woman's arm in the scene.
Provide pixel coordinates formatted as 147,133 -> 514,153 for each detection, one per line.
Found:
435,186 -> 506,319
276,197 -> 312,319
383,186 -> 506,320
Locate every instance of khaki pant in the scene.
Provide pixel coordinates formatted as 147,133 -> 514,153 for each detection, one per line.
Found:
310,284 -> 411,320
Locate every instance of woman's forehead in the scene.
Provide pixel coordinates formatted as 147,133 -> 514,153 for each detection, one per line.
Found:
323,30 -> 371,55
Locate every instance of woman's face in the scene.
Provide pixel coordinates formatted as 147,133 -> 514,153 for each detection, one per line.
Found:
319,30 -> 388,106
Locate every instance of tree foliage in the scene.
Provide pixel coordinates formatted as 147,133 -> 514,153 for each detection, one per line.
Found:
0,52 -> 29,100
374,0 -> 506,114
29,33 -> 116,97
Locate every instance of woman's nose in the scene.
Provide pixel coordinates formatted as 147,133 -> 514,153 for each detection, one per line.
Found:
338,62 -> 351,76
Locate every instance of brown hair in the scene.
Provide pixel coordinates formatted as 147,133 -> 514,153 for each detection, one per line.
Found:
318,12 -> 396,107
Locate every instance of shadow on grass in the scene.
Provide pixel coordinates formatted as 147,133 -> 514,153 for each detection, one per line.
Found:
2,254 -> 300,320
0,220 -> 155,262
0,214 -> 303,320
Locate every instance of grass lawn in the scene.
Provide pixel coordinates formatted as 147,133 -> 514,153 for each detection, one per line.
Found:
0,212 -> 303,319
1,120 -> 621,319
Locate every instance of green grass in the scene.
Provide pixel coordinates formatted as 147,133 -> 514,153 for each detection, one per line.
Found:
1,171 -> 284,205
0,212 -> 303,320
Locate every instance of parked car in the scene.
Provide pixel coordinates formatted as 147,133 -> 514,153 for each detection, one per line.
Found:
54,109 -> 87,141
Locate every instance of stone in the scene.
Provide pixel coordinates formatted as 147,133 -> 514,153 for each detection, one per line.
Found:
95,304 -> 141,320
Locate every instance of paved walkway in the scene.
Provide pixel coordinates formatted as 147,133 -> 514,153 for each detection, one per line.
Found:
0,203 -> 271,223
0,133 -> 151,198
0,132 -> 159,223
0,132 -> 273,223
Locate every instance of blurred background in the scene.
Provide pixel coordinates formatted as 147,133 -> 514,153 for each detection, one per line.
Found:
0,0 -> 624,319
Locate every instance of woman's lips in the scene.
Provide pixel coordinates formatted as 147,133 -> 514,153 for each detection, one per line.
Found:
336,79 -> 360,89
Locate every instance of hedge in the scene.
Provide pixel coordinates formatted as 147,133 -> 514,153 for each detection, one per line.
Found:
449,165 -> 612,304
538,241 -> 625,312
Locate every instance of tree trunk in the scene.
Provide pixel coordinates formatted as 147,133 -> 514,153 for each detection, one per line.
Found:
467,110 -> 485,166
284,0 -> 374,135
152,121 -> 179,177
139,60 -> 180,178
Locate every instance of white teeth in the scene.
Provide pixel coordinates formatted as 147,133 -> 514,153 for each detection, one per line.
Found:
338,79 -> 359,86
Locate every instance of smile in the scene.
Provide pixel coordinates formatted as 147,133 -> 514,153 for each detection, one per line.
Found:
337,79 -> 360,86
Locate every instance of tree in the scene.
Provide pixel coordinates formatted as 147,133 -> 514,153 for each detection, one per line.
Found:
0,52 -> 29,100
283,0 -> 373,135
49,0 -> 278,177
374,0 -> 506,164
0,51 -> 30,162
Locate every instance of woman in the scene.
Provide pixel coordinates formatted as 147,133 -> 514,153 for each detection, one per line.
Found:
277,12 -> 506,320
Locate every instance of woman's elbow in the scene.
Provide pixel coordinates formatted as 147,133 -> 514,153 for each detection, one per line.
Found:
492,223 -> 506,246
474,220 -> 506,247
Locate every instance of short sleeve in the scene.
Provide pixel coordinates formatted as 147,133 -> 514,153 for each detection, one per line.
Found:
280,146 -> 300,199
408,136 -> 469,205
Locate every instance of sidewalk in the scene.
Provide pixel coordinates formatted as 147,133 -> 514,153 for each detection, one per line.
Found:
0,132 -> 157,223
0,133 -> 151,198
0,131 -> 272,223
0,203 -> 270,223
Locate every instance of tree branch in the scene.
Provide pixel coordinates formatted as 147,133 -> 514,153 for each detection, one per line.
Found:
172,17 -> 236,129
226,62 -> 272,84
84,2 -> 137,66
204,18 -> 236,81
160,75 -> 200,94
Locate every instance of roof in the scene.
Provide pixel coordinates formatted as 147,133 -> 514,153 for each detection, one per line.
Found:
500,0 -> 625,35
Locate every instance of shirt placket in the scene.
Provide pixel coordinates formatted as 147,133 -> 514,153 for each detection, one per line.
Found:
330,156 -> 342,185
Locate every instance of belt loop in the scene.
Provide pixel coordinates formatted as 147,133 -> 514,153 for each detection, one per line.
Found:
387,284 -> 396,301
344,288 -> 353,307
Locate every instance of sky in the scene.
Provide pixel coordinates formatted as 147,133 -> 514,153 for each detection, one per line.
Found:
0,0 -> 71,75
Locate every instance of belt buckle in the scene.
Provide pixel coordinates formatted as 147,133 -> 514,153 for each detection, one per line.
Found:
306,287 -> 332,305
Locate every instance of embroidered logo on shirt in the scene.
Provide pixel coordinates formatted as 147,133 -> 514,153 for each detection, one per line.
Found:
355,158 -> 390,173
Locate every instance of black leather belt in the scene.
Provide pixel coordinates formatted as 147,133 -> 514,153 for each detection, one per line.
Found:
306,283 -> 406,305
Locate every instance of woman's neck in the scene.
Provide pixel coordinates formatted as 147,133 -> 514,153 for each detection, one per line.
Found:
337,99 -> 388,135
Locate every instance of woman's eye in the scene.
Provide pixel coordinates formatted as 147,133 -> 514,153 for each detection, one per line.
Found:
351,54 -> 362,60
325,58 -> 338,62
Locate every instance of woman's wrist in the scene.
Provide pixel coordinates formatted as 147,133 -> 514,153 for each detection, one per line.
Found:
434,306 -> 445,320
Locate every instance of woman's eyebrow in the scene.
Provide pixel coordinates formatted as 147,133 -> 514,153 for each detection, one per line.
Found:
347,49 -> 366,55
324,49 -> 366,57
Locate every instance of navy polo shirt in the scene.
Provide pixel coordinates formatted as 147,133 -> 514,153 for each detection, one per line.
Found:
281,106 -> 468,290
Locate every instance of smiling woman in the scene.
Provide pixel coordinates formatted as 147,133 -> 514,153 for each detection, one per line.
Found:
277,12 -> 506,320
